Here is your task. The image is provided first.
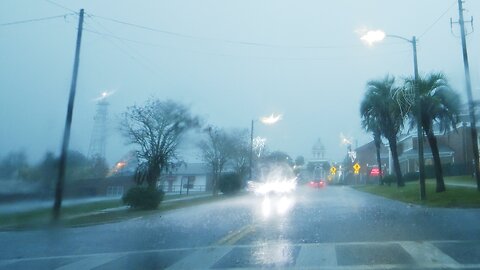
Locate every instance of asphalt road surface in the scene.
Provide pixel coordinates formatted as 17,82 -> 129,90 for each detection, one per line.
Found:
1,185 -> 480,269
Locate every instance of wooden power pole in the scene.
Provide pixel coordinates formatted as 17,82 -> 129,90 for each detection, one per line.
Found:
454,0 -> 480,191
53,9 -> 84,221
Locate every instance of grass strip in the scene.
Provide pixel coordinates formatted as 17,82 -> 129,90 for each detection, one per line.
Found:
0,195 -> 223,230
354,181 -> 480,208
66,195 -> 222,227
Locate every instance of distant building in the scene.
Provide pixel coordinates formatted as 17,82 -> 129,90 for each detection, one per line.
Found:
356,122 -> 478,177
68,162 -> 212,197
354,140 -> 389,175
161,163 -> 210,194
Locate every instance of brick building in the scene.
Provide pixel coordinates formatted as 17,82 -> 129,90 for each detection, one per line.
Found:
356,123 -> 478,176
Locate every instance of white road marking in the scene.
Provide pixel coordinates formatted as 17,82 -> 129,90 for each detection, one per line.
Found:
295,243 -> 337,267
400,241 -> 460,266
55,254 -> 123,270
0,240 -> 478,270
166,246 -> 232,270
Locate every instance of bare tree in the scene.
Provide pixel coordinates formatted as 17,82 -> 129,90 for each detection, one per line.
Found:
229,129 -> 250,179
121,98 -> 200,189
198,127 -> 234,195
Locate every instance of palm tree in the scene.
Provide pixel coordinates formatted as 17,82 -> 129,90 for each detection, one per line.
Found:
361,75 -> 405,187
360,110 -> 384,185
404,73 -> 461,192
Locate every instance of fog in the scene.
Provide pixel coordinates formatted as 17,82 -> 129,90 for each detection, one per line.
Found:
1,0 -> 480,166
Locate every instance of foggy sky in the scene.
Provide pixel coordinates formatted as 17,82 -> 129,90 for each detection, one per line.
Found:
1,0 -> 480,166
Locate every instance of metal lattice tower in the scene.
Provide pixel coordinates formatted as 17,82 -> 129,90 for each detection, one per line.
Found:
88,96 -> 109,160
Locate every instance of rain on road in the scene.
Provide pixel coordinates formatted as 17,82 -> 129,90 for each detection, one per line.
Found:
1,186 -> 480,269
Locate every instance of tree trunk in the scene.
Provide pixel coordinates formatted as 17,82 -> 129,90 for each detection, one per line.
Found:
425,128 -> 446,192
374,134 -> 383,185
148,165 -> 160,189
212,169 -> 219,196
388,137 -> 404,187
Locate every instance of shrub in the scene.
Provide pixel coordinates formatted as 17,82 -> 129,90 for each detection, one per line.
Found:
383,175 -> 397,186
404,172 -> 419,182
122,186 -> 164,210
219,173 -> 242,195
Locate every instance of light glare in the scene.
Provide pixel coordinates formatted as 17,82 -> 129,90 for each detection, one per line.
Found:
93,90 -> 115,102
260,114 -> 282,125
361,30 -> 386,46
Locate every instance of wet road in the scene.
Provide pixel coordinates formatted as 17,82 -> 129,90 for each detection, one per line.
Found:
1,186 -> 480,269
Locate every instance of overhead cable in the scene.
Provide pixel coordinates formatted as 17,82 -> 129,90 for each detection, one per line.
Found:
419,0 -> 457,38
0,14 -> 73,27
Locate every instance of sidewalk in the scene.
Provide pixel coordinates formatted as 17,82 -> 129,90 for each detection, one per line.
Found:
0,196 -> 121,215
445,182 -> 477,188
163,193 -> 212,203
0,192 -> 213,215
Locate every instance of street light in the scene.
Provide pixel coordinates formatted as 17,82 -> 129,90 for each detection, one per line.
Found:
249,114 -> 282,180
361,30 -> 426,200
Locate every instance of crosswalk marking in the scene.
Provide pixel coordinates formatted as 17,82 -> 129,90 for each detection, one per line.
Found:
400,241 -> 460,266
1,240 -> 479,270
166,247 -> 232,270
55,254 -> 123,270
295,244 -> 337,267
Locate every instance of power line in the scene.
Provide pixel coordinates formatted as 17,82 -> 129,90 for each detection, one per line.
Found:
88,13 -> 360,49
0,14 -> 73,27
83,16 -> 160,74
43,0 -> 77,13
82,26 -> 411,61
419,0 -> 457,38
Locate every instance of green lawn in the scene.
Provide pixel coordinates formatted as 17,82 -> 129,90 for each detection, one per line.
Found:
0,199 -> 123,230
442,175 -> 477,186
65,195 -> 222,227
0,194 -> 223,230
355,181 -> 480,208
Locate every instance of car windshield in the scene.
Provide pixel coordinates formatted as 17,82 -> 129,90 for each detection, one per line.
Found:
1,1 -> 480,269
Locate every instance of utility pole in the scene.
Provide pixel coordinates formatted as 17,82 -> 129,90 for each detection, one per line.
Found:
53,9 -> 84,221
454,0 -> 480,191
412,36 -> 426,200
249,120 -> 254,180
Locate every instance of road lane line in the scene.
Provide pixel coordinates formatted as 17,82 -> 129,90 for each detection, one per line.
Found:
215,224 -> 256,245
55,254 -> 123,270
166,247 -> 232,270
400,241 -> 460,266
295,243 -> 337,267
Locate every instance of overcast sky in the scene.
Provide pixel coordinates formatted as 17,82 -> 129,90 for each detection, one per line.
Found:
1,0 -> 480,165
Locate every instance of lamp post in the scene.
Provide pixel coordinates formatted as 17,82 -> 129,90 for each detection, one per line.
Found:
361,30 -> 426,200
249,114 -> 282,180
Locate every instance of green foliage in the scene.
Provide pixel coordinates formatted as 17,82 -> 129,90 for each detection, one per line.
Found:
295,156 -> 305,167
360,75 -> 405,186
383,175 -> 397,185
219,173 -> 242,195
0,151 -> 29,180
404,172 -> 419,182
122,187 -> 164,210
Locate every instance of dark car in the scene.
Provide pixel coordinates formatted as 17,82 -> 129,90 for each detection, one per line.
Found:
308,179 -> 326,189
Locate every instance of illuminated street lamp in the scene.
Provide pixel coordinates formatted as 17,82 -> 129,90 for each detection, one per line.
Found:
361,30 -> 426,200
250,114 -> 282,180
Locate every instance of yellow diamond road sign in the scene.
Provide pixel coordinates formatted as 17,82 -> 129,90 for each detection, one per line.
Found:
353,163 -> 361,174
330,166 -> 337,175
